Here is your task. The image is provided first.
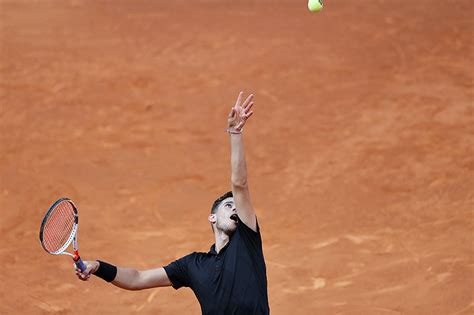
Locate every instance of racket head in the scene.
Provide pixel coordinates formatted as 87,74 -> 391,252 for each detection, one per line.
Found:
39,198 -> 78,255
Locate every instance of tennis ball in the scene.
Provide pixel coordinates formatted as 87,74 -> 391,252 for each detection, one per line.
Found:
308,0 -> 323,12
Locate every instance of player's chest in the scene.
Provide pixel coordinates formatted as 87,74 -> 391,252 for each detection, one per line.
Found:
193,252 -> 255,287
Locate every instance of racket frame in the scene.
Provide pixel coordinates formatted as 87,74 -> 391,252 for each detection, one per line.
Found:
39,198 -> 86,271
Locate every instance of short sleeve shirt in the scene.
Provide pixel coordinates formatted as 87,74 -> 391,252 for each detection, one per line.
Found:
163,218 -> 270,315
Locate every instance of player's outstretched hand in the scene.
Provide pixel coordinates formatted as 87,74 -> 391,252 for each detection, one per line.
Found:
228,91 -> 254,132
75,260 -> 99,281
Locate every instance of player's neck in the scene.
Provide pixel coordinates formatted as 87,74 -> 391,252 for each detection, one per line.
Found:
214,230 -> 230,254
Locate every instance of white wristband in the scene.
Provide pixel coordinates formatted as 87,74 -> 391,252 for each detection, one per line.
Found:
226,128 -> 242,134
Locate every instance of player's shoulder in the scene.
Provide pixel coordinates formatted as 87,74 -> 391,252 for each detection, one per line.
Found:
188,251 -> 210,260
237,217 -> 260,235
186,250 -> 215,265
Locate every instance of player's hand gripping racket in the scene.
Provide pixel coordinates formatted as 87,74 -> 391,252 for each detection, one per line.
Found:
39,198 -> 87,272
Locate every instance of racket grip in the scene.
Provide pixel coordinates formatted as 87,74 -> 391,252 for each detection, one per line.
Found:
74,256 -> 87,272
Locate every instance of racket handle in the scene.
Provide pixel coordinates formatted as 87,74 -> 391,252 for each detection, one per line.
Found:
74,256 -> 87,272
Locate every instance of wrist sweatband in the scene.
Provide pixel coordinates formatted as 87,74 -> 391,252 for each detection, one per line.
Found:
226,128 -> 242,134
94,260 -> 117,282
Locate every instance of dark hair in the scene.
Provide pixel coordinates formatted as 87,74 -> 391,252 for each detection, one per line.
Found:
211,191 -> 233,214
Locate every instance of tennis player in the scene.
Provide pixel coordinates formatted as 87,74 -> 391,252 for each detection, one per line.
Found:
75,92 -> 270,315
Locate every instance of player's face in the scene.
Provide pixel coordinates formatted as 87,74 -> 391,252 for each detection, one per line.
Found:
215,197 -> 238,234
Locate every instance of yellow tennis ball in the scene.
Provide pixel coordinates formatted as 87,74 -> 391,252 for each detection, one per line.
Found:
308,0 -> 323,12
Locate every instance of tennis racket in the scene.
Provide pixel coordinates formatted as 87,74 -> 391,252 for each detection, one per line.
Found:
39,198 -> 87,272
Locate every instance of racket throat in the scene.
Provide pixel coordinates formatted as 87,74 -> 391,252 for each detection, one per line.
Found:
72,250 -> 87,272
73,250 -> 81,262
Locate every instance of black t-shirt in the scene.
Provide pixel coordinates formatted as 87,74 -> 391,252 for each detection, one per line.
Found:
163,218 -> 270,315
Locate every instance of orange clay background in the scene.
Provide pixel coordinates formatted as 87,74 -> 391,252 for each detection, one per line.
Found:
0,1 -> 473,314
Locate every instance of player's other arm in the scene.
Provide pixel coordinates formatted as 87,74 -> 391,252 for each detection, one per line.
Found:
75,260 -> 172,290
227,91 -> 257,232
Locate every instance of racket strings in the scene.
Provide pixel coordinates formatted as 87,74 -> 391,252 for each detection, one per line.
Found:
54,202 -> 75,247
48,204 -> 71,248
45,204 -> 74,251
42,201 -> 76,252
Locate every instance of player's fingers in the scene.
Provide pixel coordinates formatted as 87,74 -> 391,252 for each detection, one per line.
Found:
245,111 -> 254,119
242,94 -> 254,109
235,91 -> 243,108
87,264 -> 93,271
236,121 -> 245,130
74,262 -> 90,277
79,271 -> 90,279
75,265 -> 86,275
243,102 -> 254,114
79,269 -> 90,278
228,107 -> 236,118
74,266 -> 83,275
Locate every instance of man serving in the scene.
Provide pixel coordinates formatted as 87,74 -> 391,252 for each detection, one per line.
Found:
76,92 -> 270,315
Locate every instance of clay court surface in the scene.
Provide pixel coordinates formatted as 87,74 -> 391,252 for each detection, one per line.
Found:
0,0 -> 473,314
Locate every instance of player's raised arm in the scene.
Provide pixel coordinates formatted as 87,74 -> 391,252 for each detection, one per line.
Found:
75,260 -> 172,290
227,91 -> 257,232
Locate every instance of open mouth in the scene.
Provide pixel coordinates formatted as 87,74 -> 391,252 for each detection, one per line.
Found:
230,214 -> 239,223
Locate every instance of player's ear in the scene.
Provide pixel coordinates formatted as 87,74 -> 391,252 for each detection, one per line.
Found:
208,214 -> 216,224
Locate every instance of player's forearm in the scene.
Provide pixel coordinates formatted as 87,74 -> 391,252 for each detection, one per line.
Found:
79,260 -> 170,289
90,260 -> 142,290
80,260 -> 141,290
111,267 -> 142,290
230,133 -> 248,187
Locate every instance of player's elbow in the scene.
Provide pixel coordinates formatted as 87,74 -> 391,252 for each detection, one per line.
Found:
128,271 -> 151,291
231,178 -> 248,189
127,285 -> 143,291
125,281 -> 146,291
121,270 -> 147,291
114,281 -> 143,291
